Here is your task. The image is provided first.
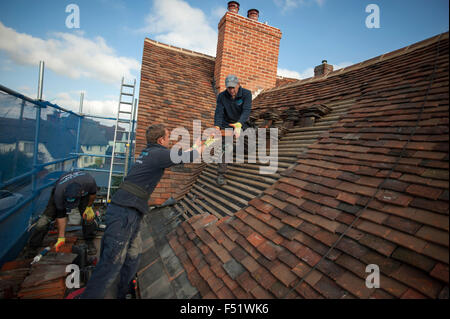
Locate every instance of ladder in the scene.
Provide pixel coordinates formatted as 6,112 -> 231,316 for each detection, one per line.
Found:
106,77 -> 137,203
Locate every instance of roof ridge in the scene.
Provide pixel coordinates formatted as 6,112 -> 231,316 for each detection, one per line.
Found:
144,38 -> 216,61
266,31 -> 449,93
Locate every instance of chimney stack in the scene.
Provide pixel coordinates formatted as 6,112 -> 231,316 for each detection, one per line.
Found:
227,1 -> 239,13
314,60 -> 333,77
214,4 -> 282,94
247,9 -> 259,21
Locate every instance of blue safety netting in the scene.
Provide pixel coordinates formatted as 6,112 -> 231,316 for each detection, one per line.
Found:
0,86 -> 135,266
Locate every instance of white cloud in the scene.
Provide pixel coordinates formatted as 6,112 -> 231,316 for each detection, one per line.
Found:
274,0 -> 325,12
0,21 -> 140,85
50,91 -> 118,118
17,85 -> 33,96
278,61 -> 354,80
138,0 -> 218,56
278,67 -> 314,79
277,68 -> 302,79
0,58 -> 13,72
298,67 -> 315,79
211,6 -> 227,20
333,61 -> 353,70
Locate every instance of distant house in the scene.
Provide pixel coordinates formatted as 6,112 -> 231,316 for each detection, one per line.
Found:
0,111 -> 116,183
0,115 -> 76,181
78,117 -> 110,168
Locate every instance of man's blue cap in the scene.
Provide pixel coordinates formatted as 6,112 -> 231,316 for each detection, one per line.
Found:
225,74 -> 239,88
64,183 -> 82,209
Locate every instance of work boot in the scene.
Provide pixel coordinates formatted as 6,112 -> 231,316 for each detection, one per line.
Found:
217,174 -> 227,186
86,241 -> 97,255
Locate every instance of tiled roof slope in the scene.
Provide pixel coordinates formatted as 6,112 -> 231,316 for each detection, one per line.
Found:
165,32 -> 449,299
253,32 -> 449,115
173,100 -> 351,220
137,39 -> 217,205
137,39 -> 217,152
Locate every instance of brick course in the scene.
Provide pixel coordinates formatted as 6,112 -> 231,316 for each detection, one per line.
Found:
137,39 -> 217,205
214,12 -> 282,94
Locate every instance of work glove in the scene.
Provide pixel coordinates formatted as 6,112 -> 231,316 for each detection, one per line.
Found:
204,126 -> 222,145
192,138 -> 202,152
204,136 -> 216,147
54,237 -> 65,252
230,122 -> 242,138
82,206 -> 95,222
212,126 -> 221,137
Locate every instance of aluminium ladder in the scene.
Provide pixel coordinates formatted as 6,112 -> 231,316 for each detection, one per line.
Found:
106,77 -> 137,203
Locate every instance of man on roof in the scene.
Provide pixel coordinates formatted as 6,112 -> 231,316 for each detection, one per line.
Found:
26,171 -> 98,255
213,74 -> 252,186
79,124 -> 206,299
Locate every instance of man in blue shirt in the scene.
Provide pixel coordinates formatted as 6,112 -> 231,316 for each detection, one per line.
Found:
214,74 -> 252,186
80,124 -> 203,299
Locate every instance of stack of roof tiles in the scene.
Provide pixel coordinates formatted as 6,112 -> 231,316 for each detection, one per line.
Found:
163,32 -> 449,299
0,236 -> 78,299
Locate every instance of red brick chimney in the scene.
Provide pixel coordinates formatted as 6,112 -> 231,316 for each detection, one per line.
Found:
314,60 -> 334,77
214,4 -> 282,94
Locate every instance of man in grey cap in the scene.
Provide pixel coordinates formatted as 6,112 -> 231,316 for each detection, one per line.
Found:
213,74 -> 252,186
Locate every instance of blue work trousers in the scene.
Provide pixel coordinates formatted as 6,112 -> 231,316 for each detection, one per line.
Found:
81,203 -> 142,299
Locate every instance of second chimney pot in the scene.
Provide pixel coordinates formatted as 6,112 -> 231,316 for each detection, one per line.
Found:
247,9 -> 259,21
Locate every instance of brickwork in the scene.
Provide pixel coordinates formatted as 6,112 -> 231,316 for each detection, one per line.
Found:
137,39 -> 217,206
214,11 -> 282,94
314,61 -> 334,77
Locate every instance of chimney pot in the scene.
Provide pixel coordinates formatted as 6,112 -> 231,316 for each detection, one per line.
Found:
247,9 -> 259,21
214,4 -> 281,93
227,1 -> 240,14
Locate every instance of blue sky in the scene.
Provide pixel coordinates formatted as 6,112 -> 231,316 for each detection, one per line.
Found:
0,0 -> 448,117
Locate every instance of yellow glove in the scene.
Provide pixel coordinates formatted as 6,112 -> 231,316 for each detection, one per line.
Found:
82,206 -> 95,222
204,136 -> 216,147
230,122 -> 242,138
54,237 -> 65,252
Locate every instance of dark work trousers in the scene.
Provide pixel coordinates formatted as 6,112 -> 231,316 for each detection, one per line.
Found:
217,137 -> 233,176
28,188 -> 95,249
80,203 -> 142,299
217,132 -> 249,176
